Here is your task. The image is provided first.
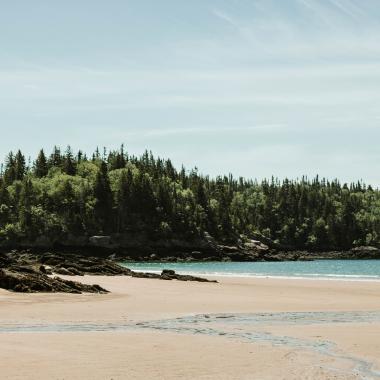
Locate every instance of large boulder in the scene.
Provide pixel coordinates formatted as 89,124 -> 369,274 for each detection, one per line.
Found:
89,236 -> 113,248
350,246 -> 380,259
243,239 -> 269,252
89,236 -> 111,247
131,269 -> 217,283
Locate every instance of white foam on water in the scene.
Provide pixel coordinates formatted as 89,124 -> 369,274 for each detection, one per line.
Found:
127,268 -> 380,282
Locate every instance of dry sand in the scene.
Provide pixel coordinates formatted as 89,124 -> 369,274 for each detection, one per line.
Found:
1,276 -> 380,379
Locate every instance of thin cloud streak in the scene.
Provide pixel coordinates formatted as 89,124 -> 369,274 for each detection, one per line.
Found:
118,124 -> 287,139
327,0 -> 364,18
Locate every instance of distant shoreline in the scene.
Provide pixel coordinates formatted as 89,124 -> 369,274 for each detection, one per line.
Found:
1,242 -> 380,262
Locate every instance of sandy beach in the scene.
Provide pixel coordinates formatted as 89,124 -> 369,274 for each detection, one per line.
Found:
1,276 -> 380,379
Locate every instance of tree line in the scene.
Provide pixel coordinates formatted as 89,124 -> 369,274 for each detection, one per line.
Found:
0,146 -> 378,251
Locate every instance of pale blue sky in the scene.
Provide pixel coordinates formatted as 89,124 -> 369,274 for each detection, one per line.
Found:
1,0 -> 379,185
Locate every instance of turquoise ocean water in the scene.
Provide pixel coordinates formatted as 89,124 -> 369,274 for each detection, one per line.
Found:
121,260 -> 380,281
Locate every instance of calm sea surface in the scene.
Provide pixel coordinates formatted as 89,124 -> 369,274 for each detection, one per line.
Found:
121,260 -> 380,281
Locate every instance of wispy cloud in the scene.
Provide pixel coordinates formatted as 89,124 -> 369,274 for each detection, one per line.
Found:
327,0 -> 364,19
211,8 -> 255,40
207,0 -> 380,68
296,0 -> 363,25
212,9 -> 238,29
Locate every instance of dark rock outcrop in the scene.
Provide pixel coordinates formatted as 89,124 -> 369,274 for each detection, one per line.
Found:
350,246 -> 380,259
131,269 -> 217,283
1,231 -> 379,262
309,246 -> 380,260
38,252 -> 132,276
0,251 -> 218,293
0,268 -> 108,294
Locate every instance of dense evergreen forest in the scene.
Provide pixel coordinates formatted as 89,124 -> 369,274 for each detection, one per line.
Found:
0,146 -> 378,251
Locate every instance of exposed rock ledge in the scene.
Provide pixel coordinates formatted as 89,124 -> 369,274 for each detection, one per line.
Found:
1,233 -> 379,262
0,268 -> 108,294
0,251 -> 217,293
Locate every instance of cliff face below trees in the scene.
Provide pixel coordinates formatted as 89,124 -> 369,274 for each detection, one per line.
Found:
1,233 -> 379,262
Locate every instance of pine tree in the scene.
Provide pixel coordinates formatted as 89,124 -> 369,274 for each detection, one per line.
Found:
0,178 -> 10,226
63,146 -> 76,175
117,144 -> 126,169
34,149 -> 48,178
94,161 -> 113,233
14,150 -> 26,181
49,146 -> 62,168
77,150 -> 84,163
115,170 -> 132,232
19,177 -> 33,236
196,181 -> 208,213
3,152 -> 16,185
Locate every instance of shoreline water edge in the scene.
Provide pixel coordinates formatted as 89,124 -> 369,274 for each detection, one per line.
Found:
123,259 -> 380,282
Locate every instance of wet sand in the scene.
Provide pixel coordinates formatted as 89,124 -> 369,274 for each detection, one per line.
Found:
1,276 -> 380,379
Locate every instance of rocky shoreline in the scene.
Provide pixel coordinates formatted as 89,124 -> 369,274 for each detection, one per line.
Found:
0,251 -> 217,293
1,233 -> 379,262
0,236 -> 379,293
